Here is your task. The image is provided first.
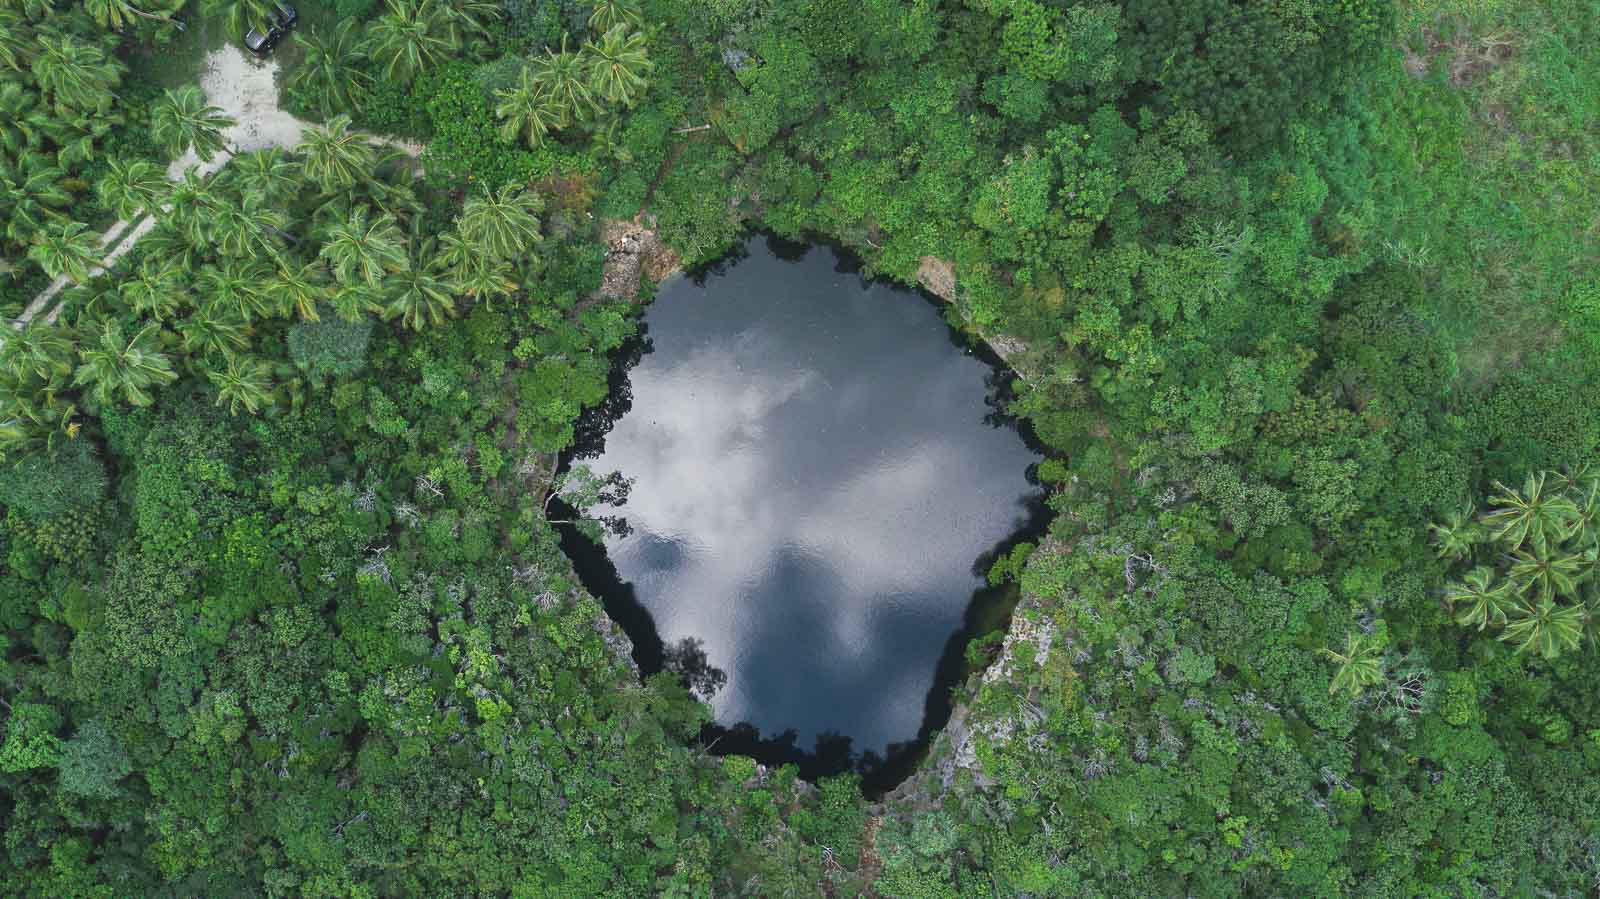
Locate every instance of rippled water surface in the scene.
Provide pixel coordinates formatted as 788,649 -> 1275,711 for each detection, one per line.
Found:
571,237 -> 1041,757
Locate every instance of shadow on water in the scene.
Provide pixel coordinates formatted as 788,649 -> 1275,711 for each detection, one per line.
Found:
557,320 -> 664,673
553,504 -> 666,675
568,323 -> 653,459
557,231 -> 1051,797
694,487 -> 1049,795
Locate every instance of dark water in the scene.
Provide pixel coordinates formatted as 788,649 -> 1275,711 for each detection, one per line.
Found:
562,236 -> 1044,788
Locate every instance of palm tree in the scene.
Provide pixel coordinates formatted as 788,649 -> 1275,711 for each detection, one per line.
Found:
361,154 -> 424,220
1,155 -> 71,246
1429,505 -> 1481,562
382,266 -> 454,330
0,82 -> 41,155
119,262 -> 186,320
328,282 -> 383,323
271,262 -> 328,321
33,33 -> 122,115
365,0 -> 456,85
202,0 -> 278,37
198,261 -> 276,322
28,221 -> 101,283
1482,471 -> 1580,552
54,125 -> 103,171
1,321 -> 75,382
1549,464 -> 1600,497
208,191 -> 289,262
0,368 -> 78,455
432,228 -> 522,305
4,0 -> 55,22
434,228 -> 475,271
1499,595 -> 1585,659
446,254 -> 518,307
1567,483 -> 1600,551
66,282 -> 123,321
287,20 -> 372,115
433,0 -> 498,44
1580,592 -> 1600,650
82,0 -> 174,31
583,24 -> 652,108
1321,631 -> 1383,696
151,85 -> 235,163
458,184 -> 542,261
208,355 -> 274,416
494,66 -> 567,149
72,321 -> 177,407
297,114 -> 378,194
530,36 -> 595,123
137,221 -> 200,275
164,168 -> 230,249
0,9 -> 33,72
587,0 -> 642,34
588,108 -> 629,162
1444,566 -> 1516,632
1508,547 -> 1588,603
227,147 -> 298,203
96,158 -> 170,221
319,206 -> 409,286
176,306 -> 250,359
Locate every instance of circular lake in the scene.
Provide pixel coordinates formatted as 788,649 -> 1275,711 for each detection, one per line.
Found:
564,235 -> 1043,779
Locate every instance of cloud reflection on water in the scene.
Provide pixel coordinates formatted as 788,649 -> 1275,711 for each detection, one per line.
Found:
588,241 -> 1040,753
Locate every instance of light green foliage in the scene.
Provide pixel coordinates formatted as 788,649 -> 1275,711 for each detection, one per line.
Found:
0,702 -> 61,773
584,24 -> 653,107
1323,628 -> 1387,695
1168,645 -> 1216,685
57,720 -> 131,799
976,0 -> 1121,86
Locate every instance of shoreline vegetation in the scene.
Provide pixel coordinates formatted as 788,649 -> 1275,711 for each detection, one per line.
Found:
0,0 -> 1596,895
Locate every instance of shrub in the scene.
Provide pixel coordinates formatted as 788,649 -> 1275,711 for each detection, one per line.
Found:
417,62 -> 542,189
335,0 -> 376,19
0,443 -> 108,522
58,720 -> 132,800
288,315 -> 375,378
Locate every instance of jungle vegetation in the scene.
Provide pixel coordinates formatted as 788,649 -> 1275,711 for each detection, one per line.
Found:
0,0 -> 1597,895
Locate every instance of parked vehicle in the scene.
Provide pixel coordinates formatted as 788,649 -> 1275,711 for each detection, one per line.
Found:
243,4 -> 297,56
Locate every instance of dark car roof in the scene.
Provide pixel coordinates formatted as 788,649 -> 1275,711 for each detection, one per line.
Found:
244,5 -> 294,53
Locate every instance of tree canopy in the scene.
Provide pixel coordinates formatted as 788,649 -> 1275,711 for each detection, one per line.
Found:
0,0 -> 1597,895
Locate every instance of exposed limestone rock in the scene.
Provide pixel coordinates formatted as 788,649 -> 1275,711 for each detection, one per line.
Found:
596,217 -> 682,302
915,255 -> 958,303
916,255 -> 1035,376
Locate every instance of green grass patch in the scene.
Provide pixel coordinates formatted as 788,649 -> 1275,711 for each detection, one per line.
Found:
123,13 -> 230,90
1368,0 -> 1599,383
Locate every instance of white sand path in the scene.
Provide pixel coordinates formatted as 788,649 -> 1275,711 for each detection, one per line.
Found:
12,43 -> 422,331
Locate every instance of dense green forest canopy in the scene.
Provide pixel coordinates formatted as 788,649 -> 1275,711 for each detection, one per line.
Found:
0,0 -> 1597,895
